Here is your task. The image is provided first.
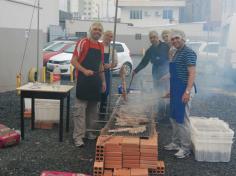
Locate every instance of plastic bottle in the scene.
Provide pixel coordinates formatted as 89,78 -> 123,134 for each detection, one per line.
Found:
53,65 -> 61,89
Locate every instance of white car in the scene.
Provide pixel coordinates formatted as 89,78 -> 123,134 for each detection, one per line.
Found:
47,41 -> 133,76
187,41 -> 219,74
47,44 -> 76,75
111,42 -> 133,76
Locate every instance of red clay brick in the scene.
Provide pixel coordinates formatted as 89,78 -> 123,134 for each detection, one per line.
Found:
122,151 -> 140,156
140,156 -> 157,161
104,164 -> 122,169
104,152 -> 122,157
103,169 -> 113,176
123,163 -> 140,169
114,168 -> 130,176
140,164 -> 157,169
122,137 -> 140,146
140,148 -> 157,154
104,156 -> 122,161
130,168 -> 148,176
94,161 -> 104,176
123,155 -> 140,160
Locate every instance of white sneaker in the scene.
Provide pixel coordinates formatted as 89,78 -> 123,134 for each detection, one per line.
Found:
164,143 -> 180,151
74,140 -> 84,147
86,132 -> 97,140
174,148 -> 191,158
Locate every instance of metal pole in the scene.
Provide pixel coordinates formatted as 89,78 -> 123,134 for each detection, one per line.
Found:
106,0 -> 109,20
106,0 -> 119,120
36,0 -> 40,82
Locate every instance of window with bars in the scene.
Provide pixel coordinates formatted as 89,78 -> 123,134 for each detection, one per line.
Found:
130,10 -> 143,19
163,9 -> 173,20
135,34 -> 142,40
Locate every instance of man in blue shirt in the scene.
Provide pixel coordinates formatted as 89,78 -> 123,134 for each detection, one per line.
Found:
133,31 -> 170,90
164,30 -> 197,159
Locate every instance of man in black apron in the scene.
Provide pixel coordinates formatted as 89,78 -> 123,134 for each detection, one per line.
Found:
71,22 -> 106,147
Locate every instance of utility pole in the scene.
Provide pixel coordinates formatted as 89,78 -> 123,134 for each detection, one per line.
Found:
36,0 -> 40,82
106,0 -> 109,20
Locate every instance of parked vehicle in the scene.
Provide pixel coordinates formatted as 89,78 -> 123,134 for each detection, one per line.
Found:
47,44 -> 76,76
43,41 -> 75,66
111,42 -> 133,76
187,41 -> 220,74
218,14 -> 236,80
47,41 -> 133,77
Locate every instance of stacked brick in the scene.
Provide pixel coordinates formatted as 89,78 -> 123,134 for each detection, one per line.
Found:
140,133 -> 158,169
94,132 -> 165,176
94,161 -> 104,176
104,136 -> 123,169
122,137 -> 140,169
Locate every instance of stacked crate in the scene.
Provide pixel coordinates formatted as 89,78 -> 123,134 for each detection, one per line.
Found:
122,137 -> 140,169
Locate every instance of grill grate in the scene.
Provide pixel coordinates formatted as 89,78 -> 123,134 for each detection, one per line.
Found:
103,96 -> 154,138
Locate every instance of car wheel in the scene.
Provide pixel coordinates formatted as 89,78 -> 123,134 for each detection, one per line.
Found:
123,62 -> 132,76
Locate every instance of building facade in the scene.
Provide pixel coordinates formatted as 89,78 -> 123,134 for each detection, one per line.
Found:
118,0 -> 185,26
180,0 -> 222,23
221,0 -> 236,21
0,0 -> 59,91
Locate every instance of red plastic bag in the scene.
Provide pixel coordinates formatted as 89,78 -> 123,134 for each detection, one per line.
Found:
40,171 -> 91,176
0,124 -> 20,148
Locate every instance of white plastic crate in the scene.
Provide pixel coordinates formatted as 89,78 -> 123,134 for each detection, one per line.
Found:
35,99 -> 60,123
190,116 -> 234,162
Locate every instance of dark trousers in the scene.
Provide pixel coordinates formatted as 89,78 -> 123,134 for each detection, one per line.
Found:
99,93 -> 108,118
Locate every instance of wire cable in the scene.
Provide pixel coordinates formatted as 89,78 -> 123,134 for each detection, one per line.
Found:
19,0 -> 37,74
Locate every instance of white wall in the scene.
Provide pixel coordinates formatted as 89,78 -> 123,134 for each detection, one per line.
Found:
66,20 -> 220,54
0,0 -> 59,91
0,0 -> 59,32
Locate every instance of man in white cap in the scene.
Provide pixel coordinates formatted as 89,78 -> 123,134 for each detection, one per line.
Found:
164,29 -> 197,158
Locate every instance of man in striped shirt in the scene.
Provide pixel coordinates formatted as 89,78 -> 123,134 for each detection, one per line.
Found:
164,30 -> 197,159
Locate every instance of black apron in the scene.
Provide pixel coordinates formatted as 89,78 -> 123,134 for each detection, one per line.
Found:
76,43 -> 102,101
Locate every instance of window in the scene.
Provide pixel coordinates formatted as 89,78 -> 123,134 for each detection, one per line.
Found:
130,10 -> 143,19
144,11 -> 150,17
163,9 -> 173,20
113,44 -> 124,53
135,34 -> 142,40
155,11 -> 160,16
75,32 -> 87,38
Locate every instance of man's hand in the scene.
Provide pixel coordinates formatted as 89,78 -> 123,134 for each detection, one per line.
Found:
132,70 -> 136,78
102,81 -> 106,93
104,63 -> 111,70
182,92 -> 190,103
83,69 -> 94,76
162,92 -> 170,99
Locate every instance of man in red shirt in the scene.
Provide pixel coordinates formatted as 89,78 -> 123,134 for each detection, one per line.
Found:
71,22 -> 106,147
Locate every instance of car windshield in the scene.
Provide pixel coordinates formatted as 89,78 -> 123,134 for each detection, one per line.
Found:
43,41 -> 56,49
187,43 -> 202,52
45,42 -> 67,52
64,44 -> 76,53
111,43 -> 124,53
203,44 -> 219,53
